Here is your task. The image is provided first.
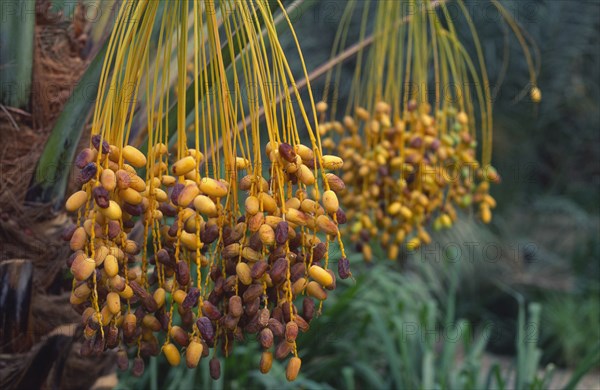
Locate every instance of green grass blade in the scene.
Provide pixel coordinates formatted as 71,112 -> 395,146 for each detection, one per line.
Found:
484,363 -> 505,390
150,356 -> 158,390
525,303 -> 542,386
367,306 -> 403,388
440,259 -> 460,386
540,364 -> 556,390
342,367 -> 355,390
394,316 -> 417,389
514,294 -> 526,390
441,319 -> 467,387
562,343 -> 600,390
422,301 -> 437,390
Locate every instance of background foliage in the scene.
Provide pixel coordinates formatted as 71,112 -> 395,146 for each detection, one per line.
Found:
0,0 -> 597,389
116,1 -> 600,387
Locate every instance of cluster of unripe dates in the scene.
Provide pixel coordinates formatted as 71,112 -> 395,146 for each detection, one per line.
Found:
318,101 -> 498,261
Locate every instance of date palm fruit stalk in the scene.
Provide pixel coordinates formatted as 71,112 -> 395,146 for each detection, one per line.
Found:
62,0 -> 347,381
317,0 -> 539,261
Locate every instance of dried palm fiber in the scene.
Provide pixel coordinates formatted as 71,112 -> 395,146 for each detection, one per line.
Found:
0,3 -> 117,388
1,1 -> 88,213
62,0 -> 348,380
317,0 -> 540,261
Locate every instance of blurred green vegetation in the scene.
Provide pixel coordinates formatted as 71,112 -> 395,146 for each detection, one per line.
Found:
116,258 -> 600,390
115,0 -> 599,388
293,0 -> 599,378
